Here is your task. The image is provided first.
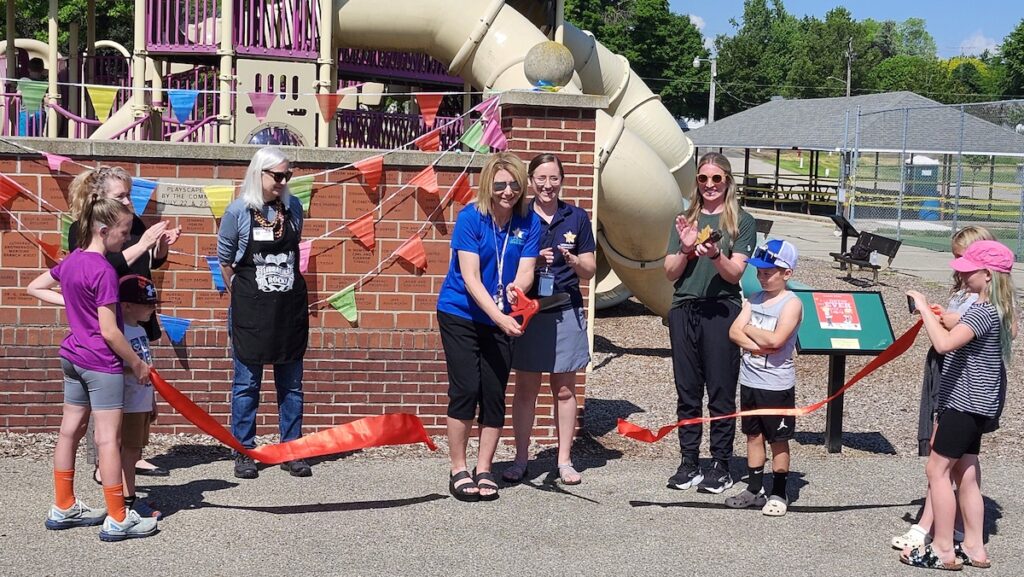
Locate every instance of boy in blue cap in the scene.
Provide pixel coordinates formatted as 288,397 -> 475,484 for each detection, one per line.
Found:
725,239 -> 803,516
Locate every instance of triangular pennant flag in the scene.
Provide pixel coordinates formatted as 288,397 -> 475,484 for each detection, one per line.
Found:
204,256 -> 226,292
354,155 -> 383,194
408,165 -> 438,196
17,79 -> 47,114
167,89 -> 200,124
413,128 -> 441,152
60,213 -> 74,252
0,173 -> 26,206
450,172 -> 474,205
327,285 -> 358,323
415,93 -> 444,129
473,94 -> 501,124
460,120 -> 489,154
472,94 -> 499,115
203,185 -> 234,219
247,91 -> 276,123
345,213 -> 375,249
482,118 -> 508,151
43,153 -> 70,172
157,314 -> 191,345
86,86 -> 119,122
315,92 -> 343,120
289,175 -> 314,213
38,239 -> 61,264
396,235 -> 427,270
130,178 -> 158,216
298,240 -> 312,273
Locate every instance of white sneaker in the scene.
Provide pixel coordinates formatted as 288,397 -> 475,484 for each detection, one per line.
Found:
44,500 -> 106,530
99,509 -> 158,542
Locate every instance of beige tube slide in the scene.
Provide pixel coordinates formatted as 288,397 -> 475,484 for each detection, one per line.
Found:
334,0 -> 694,317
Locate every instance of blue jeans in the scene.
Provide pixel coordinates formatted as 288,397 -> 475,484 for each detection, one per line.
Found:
230,358 -> 304,449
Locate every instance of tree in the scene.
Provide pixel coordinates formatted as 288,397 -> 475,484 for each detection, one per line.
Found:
868,55 -> 950,96
4,1 -> 134,52
897,18 -> 937,59
1000,18 -> 1024,97
785,8 -> 879,99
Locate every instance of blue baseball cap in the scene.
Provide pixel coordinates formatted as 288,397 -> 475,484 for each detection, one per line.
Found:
748,239 -> 798,270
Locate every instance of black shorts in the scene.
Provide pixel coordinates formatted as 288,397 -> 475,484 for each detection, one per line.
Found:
932,408 -> 990,459
740,385 -> 795,443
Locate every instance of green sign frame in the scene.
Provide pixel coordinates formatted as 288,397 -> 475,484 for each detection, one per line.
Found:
792,290 -> 895,355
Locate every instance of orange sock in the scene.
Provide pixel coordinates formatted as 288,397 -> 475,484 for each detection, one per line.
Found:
54,469 -> 76,509
103,484 -> 126,522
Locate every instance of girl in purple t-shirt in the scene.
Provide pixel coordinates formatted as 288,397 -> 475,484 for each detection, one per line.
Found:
27,197 -> 157,541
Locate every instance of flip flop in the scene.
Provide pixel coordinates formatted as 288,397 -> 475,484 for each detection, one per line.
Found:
502,461 -> 529,483
448,470 -> 479,502
900,544 -> 964,571
473,469 -> 500,501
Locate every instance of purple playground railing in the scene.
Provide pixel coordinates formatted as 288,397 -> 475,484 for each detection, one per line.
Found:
147,0 -> 220,53
1,94 -> 47,138
336,109 -> 463,150
47,101 -> 150,141
162,64 -> 221,143
337,49 -> 462,85
235,0 -> 320,59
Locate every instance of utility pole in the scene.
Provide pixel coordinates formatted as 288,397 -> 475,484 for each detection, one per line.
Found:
844,37 -> 853,98
693,56 -> 718,123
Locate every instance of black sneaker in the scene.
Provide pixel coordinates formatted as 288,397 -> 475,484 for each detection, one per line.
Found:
697,461 -> 734,494
667,458 -> 703,490
234,454 -> 258,479
280,459 -> 312,477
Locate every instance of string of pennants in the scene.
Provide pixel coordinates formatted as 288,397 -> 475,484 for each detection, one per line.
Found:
0,96 -> 508,344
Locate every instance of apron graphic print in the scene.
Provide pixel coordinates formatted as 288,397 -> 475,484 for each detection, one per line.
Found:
254,251 -> 296,292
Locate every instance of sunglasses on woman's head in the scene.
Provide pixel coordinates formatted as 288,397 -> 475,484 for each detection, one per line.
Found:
493,181 -> 522,192
263,169 -> 294,183
697,174 -> 725,185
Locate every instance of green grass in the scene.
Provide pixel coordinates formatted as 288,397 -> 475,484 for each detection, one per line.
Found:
872,226 -> 1022,257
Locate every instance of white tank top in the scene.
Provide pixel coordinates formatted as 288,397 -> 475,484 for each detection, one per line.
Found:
739,291 -> 799,391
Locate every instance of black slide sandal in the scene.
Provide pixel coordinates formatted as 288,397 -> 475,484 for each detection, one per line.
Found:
449,470 -> 479,502
473,470 -> 500,501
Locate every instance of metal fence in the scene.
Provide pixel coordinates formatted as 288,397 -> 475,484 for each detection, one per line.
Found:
844,100 -> 1024,261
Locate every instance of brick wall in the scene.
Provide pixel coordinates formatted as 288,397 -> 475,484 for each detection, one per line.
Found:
0,92 -> 603,442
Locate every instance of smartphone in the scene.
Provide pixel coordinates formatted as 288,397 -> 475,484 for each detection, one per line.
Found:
907,295 -> 917,314
704,230 -> 723,245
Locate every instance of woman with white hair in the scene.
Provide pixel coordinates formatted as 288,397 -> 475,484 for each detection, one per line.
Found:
217,146 -> 311,479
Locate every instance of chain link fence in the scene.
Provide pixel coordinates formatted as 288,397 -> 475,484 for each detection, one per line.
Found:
844,100 -> 1024,261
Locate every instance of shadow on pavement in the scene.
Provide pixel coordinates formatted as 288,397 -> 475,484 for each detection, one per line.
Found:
794,431 -> 897,455
141,478 -> 239,518
630,499 -> 916,513
591,335 -> 670,371
199,493 -> 448,514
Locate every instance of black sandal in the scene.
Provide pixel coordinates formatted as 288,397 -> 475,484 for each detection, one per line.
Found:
900,544 -> 964,571
449,470 -> 479,502
473,469 -> 499,501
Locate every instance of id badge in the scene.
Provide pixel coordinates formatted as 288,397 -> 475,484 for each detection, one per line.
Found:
494,283 -> 504,309
253,227 -> 274,241
538,271 -> 555,297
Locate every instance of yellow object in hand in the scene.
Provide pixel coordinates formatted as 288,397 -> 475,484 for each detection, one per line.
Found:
695,225 -> 713,244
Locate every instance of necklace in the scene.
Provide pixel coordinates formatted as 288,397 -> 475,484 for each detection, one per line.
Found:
491,214 -> 512,309
252,200 -> 285,239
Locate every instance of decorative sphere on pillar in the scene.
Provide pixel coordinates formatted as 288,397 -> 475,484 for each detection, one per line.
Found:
524,41 -> 575,89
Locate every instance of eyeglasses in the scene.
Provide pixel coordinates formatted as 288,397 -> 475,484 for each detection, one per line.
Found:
753,246 -> 791,268
263,169 -> 294,183
697,174 -> 725,185
532,175 -> 562,185
493,181 -> 522,193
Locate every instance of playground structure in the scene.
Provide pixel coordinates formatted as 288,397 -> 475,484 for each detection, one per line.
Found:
1,0 -> 698,317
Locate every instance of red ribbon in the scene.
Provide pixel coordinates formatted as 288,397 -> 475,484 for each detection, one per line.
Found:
150,369 -> 437,463
617,320 -> 924,443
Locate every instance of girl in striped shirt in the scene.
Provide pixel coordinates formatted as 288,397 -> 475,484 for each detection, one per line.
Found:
903,240 -> 1017,571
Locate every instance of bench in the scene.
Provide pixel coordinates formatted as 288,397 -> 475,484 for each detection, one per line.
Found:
829,231 -> 902,285
828,214 -> 859,271
755,218 -> 774,236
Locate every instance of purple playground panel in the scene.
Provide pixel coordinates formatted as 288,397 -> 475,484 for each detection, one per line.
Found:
336,110 -> 464,150
336,49 -> 462,85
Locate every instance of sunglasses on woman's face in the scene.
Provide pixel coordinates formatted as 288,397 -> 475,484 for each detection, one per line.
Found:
697,174 -> 725,185
263,169 -> 294,184
493,181 -> 522,193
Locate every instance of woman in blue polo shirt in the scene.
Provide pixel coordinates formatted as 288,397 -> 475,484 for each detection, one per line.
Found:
505,154 -> 596,485
437,152 -> 541,502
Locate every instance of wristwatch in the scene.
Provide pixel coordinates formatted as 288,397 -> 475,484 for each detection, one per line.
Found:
709,249 -> 722,260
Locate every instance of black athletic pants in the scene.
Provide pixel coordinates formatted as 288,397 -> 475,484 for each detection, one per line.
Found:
438,311 -> 513,428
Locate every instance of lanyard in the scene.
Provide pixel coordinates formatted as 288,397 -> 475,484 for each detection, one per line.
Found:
491,214 -> 512,307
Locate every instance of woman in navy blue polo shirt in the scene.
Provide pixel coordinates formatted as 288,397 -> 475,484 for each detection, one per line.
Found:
506,154 -> 596,485
436,152 -> 541,502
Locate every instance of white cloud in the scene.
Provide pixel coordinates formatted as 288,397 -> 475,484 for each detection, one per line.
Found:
959,31 -> 997,56
689,14 -> 705,30
689,15 -> 714,51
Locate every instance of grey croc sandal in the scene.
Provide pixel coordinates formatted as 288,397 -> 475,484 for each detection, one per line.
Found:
725,489 -> 767,509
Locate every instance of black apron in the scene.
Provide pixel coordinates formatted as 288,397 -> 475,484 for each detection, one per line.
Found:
230,207 -> 309,364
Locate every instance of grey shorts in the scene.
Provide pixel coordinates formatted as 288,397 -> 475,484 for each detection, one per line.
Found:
60,358 -> 125,410
511,305 -> 590,373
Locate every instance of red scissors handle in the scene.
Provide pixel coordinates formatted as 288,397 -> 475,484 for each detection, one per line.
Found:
508,286 -> 540,331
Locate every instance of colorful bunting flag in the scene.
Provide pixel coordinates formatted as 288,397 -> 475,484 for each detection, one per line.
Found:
37,239 -> 61,264
346,213 -> 375,249
327,285 -> 358,323
472,94 -> 499,116
130,178 -> 158,216
247,92 -> 277,123
86,86 -> 119,123
0,173 -> 25,206
168,89 -> 200,124
415,93 -> 444,129
315,93 -> 343,121
414,129 -> 441,152
450,172 -> 475,205
43,153 -> 70,172
354,156 -> 383,194
396,235 -> 427,270
17,80 -> 47,114
460,120 -> 489,154
289,175 -> 314,212
408,165 -> 439,196
205,256 -> 226,292
482,118 -> 508,151
299,240 -> 312,273
158,314 -> 191,345
60,213 -> 74,252
202,185 -> 234,219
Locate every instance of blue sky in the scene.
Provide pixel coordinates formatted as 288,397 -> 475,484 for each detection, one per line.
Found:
669,1 -> 1021,58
